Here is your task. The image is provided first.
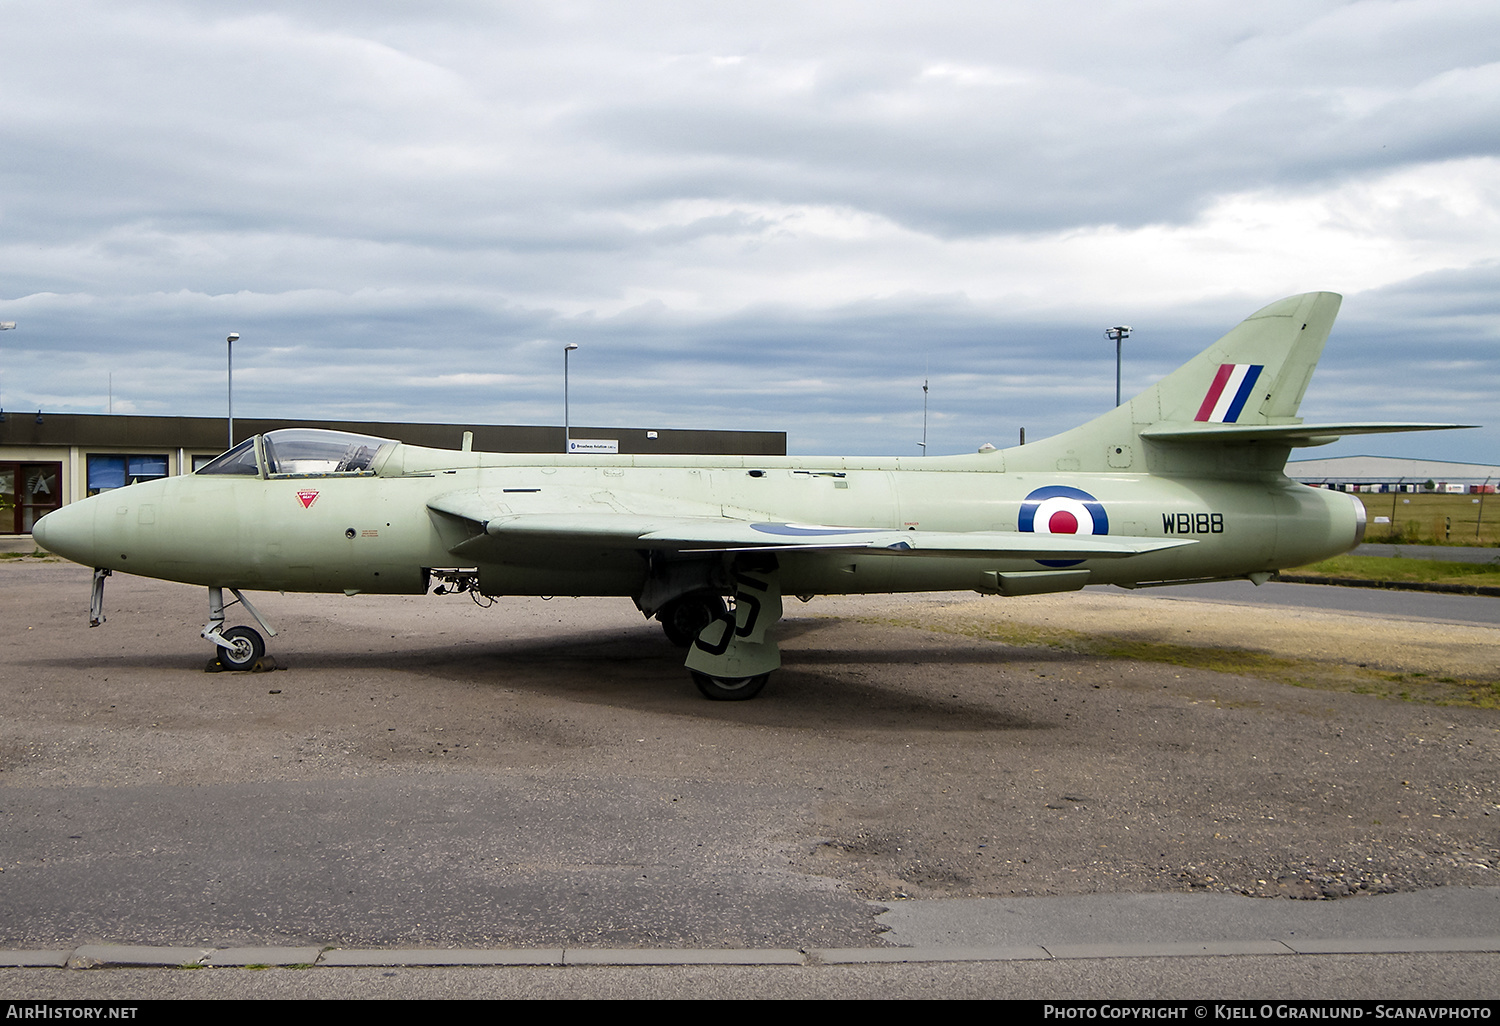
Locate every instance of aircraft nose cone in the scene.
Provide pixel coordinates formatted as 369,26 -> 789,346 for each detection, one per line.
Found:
31,501 -> 96,565
31,508 -> 55,550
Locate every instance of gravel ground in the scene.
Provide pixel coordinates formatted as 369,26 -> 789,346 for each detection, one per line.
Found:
2,559 -> 1498,931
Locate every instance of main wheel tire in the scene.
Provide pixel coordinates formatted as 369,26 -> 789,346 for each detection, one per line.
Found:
659,593 -> 727,648
690,670 -> 769,701
216,625 -> 265,671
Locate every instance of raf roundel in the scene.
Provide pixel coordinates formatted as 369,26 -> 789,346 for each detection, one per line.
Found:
1018,485 -> 1109,566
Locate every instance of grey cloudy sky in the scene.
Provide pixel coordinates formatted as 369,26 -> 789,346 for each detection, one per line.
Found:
2,0 -> 1496,461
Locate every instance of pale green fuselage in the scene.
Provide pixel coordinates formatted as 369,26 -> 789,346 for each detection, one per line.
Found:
50,444 -> 1363,600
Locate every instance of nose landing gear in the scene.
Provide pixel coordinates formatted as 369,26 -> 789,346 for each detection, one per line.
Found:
202,586 -> 279,672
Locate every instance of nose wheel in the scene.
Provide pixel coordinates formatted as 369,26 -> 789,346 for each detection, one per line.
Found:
214,626 -> 266,671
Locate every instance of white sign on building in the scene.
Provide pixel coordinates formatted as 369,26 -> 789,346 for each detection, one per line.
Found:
567,438 -> 619,454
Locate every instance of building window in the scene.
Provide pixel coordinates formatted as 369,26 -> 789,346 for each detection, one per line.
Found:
0,462 -> 62,534
86,454 -> 169,496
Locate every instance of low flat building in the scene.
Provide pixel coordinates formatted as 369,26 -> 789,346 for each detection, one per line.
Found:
1288,455 -> 1500,494
0,413 -> 785,536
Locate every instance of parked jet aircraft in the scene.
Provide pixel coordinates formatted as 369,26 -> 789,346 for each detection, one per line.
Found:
32,292 -> 1467,699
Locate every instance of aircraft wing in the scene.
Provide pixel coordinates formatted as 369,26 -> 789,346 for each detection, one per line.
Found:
1141,422 -> 1475,447
486,515 -> 1194,559
427,492 -> 1192,560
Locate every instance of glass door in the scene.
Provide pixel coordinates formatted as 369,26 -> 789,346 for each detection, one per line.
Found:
0,466 -> 15,534
0,462 -> 63,534
20,463 -> 61,532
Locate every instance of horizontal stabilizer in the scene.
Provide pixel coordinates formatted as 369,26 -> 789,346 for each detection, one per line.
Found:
1141,422 -> 1475,448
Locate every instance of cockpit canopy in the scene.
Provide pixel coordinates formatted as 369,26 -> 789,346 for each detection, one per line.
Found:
196,429 -> 395,478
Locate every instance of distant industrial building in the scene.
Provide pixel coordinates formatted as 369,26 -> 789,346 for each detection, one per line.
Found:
1288,455 -> 1499,494
0,413 -> 786,536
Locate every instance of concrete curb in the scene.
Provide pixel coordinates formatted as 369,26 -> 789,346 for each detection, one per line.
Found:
318,948 -> 564,967
5,938 -> 1498,969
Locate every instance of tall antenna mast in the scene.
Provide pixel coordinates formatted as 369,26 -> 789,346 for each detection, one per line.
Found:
919,378 -> 929,455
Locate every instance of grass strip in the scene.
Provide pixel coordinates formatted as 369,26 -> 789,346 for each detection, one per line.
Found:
861,615 -> 1500,710
1287,554 -> 1500,587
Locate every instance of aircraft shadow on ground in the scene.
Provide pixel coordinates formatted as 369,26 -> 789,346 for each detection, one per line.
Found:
334,626 -> 1055,731
16,617 -> 1067,730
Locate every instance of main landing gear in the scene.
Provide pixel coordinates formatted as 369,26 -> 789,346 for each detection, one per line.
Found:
202,586 -> 279,672
688,670 -> 771,701
682,563 -> 783,701
656,592 -> 727,648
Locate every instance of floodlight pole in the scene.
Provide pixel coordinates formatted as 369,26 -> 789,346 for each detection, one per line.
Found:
1105,326 -> 1132,407
563,343 -> 578,453
1479,477 -> 1492,542
0,323 -> 12,425
226,333 -> 240,449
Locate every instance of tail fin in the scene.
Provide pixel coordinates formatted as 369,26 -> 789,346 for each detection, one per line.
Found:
1139,291 -> 1341,426
1003,292 -> 1468,477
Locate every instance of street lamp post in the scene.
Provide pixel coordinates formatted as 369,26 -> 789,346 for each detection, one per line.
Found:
226,333 -> 239,449
1479,477 -> 1492,543
563,343 -> 578,453
1,322 -> 15,422
1104,325 -> 1132,407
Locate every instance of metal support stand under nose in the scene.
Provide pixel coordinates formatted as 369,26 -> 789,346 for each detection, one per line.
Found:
89,567 -> 111,627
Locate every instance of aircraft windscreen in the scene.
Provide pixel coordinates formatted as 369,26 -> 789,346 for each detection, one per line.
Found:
262,429 -> 393,477
196,438 -> 260,476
